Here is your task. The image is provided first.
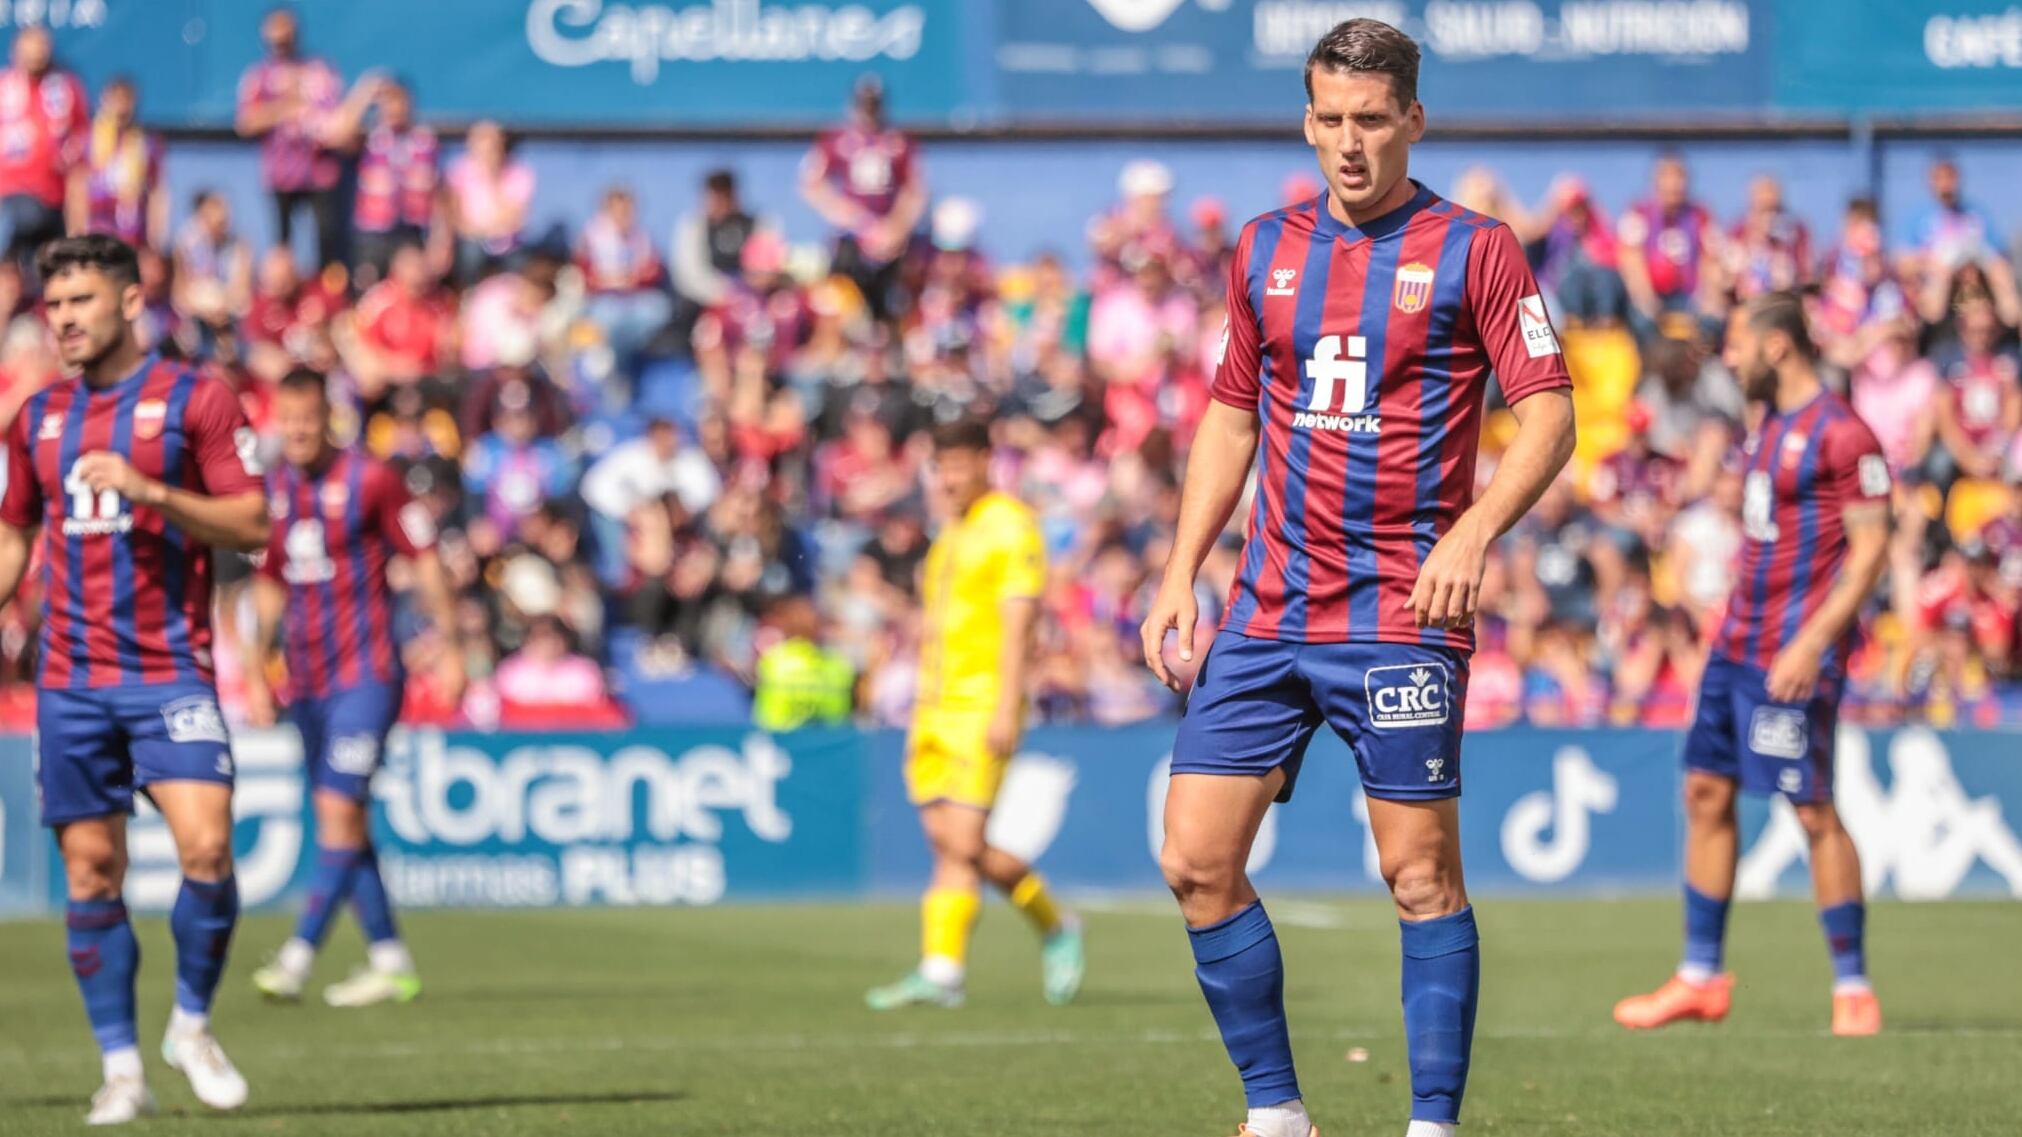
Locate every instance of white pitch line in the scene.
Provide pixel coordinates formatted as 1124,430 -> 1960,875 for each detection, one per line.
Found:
1,1023 -> 2014,1070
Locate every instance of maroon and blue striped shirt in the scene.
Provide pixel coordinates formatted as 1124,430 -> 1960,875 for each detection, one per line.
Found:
1211,184 -> 1572,651
1,357 -> 263,687
258,449 -> 436,700
1713,391 -> 1890,672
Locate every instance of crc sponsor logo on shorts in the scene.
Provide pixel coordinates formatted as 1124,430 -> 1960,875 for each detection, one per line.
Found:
328,734 -> 381,778
1366,662 -> 1450,729
161,696 -> 229,745
1748,706 -> 1809,760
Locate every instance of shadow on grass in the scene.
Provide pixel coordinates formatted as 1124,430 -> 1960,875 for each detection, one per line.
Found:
236,1088 -> 688,1117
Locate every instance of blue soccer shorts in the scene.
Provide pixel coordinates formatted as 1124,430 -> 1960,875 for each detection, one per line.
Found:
36,682 -> 236,826
292,679 -> 403,800
1684,654 -> 1842,803
1171,630 -> 1469,802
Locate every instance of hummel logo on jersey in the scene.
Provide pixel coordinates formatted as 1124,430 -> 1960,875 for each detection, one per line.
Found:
1267,267 -> 1298,296
1367,662 -> 1450,729
38,413 -> 63,441
1294,334 -> 1380,433
1425,757 -> 1447,783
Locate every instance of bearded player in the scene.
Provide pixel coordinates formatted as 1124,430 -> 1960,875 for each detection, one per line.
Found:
1614,292 -> 1888,1036
0,234 -> 270,1122
1139,20 -> 1575,1137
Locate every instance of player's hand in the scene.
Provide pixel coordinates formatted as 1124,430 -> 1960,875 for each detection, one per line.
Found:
1140,575 -> 1199,692
1766,639 -> 1823,704
1408,517 -> 1489,630
984,703 -> 1022,761
73,452 -> 162,506
242,680 -> 278,729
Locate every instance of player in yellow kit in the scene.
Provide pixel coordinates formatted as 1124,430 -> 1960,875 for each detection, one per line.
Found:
866,419 -> 1086,1009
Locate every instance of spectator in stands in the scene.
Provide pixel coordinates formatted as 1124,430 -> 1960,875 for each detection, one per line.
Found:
693,230 -> 812,401
1899,156 -> 2002,283
581,417 -> 722,582
1927,293 -> 2022,485
463,378 -> 576,550
671,168 -> 761,314
751,593 -> 855,731
1726,174 -> 1811,300
1529,175 -> 1623,326
340,76 -> 443,286
1632,328 -> 1740,490
1667,458 -> 1744,627
577,185 -> 672,371
1182,196 -> 1233,298
1815,197 -> 1905,365
1617,152 -> 1723,337
172,190 -> 253,353
800,75 -> 924,322
1089,160 -> 1181,290
446,119 -> 533,284
342,239 -> 454,400
459,240 -> 570,374
1849,312 -> 1938,478
76,76 -> 165,252
235,5 -> 347,266
244,244 -> 343,383
0,27 -> 85,272
492,614 -> 616,727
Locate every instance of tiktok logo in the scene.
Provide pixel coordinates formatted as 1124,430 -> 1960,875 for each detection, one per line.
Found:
1499,746 -> 1619,883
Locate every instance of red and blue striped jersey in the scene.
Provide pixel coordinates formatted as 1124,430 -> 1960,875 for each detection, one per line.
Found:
1212,185 -> 1572,651
1714,391 -> 1890,672
257,449 -> 436,700
0,356 -> 262,687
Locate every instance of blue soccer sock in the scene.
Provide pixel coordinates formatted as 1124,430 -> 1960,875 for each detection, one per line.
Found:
1819,901 -> 1867,988
66,899 -> 140,1055
1400,906 -> 1480,1125
350,846 -> 401,947
170,876 -> 239,1017
1681,884 -> 1731,980
1189,900 -> 1301,1109
293,847 -> 365,949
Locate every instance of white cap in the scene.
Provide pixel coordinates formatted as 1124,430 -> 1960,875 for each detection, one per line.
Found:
932,196 -> 981,251
500,554 -> 560,617
1118,159 -> 1174,199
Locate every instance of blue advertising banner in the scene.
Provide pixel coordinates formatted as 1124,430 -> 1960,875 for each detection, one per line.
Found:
996,0 -> 1771,122
1774,0 -> 2022,113
4,722 -> 2020,916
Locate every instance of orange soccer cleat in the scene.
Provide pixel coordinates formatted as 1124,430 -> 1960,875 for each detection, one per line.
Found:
1831,987 -> 1882,1037
1612,973 -> 1734,1030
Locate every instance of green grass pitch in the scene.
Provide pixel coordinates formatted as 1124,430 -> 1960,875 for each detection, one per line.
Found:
0,898 -> 2016,1134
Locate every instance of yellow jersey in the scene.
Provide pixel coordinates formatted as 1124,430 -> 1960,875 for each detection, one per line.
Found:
917,490 -> 1046,712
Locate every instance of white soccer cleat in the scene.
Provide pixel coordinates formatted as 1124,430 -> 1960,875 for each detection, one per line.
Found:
323,966 -> 423,1008
161,1027 -> 249,1110
85,1076 -> 156,1125
252,959 -> 307,1002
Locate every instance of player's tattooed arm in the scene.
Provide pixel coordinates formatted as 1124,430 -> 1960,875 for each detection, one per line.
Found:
71,452 -> 271,551
1142,400 -> 1259,690
0,519 -> 33,609
1767,501 -> 1890,704
1409,388 -> 1576,630
241,576 -> 287,727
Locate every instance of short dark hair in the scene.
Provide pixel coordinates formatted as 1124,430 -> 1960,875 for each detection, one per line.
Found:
704,169 -> 736,196
37,234 -> 140,290
277,367 -> 329,400
1305,18 -> 1419,107
1745,291 -> 1816,361
930,417 -> 991,454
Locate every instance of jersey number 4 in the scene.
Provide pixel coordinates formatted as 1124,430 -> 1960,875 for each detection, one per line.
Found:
1306,335 -> 1370,414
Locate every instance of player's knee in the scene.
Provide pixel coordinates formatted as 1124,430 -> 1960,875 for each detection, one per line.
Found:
1793,803 -> 1843,843
62,842 -> 125,901
176,835 -> 234,882
1383,851 -> 1462,919
1159,840 -> 1237,903
1683,776 -> 1737,826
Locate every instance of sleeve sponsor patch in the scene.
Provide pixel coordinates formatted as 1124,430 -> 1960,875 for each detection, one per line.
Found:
1857,453 -> 1891,498
1518,295 -> 1561,359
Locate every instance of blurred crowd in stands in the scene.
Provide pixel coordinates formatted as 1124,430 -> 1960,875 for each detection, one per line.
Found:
2,10 -> 2021,731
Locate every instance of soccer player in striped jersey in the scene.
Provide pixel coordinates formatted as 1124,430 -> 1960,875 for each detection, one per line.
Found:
1138,21 -> 1575,1137
244,367 -> 462,1007
1614,292 -> 1889,1037
0,234 -> 271,1123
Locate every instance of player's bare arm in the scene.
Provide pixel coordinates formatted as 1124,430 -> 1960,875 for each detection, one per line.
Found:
988,596 -> 1037,758
1765,501 -> 1889,704
1142,399 -> 1258,690
1408,388 -> 1575,630
241,575 -> 288,727
411,547 -> 468,708
0,518 -> 36,608
70,452 -> 270,551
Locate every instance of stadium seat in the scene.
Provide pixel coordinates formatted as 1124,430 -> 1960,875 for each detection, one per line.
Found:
1559,325 -> 1641,475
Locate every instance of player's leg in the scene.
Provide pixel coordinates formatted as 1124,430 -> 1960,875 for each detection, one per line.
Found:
1617,658 -> 1743,1028
1166,630 -> 1318,1137
256,696 -> 333,1000
978,842 -> 1084,1006
130,685 -> 248,1111
1365,798 -> 1477,1137
867,800 -> 985,1009
40,690 -> 154,1123
1788,679 -> 1879,1036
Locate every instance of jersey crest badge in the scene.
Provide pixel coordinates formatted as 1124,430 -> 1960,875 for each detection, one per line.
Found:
1394,261 -> 1434,314
134,400 -> 166,441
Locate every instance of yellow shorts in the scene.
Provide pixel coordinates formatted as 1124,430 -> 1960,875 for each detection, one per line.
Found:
905,706 -> 1007,810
